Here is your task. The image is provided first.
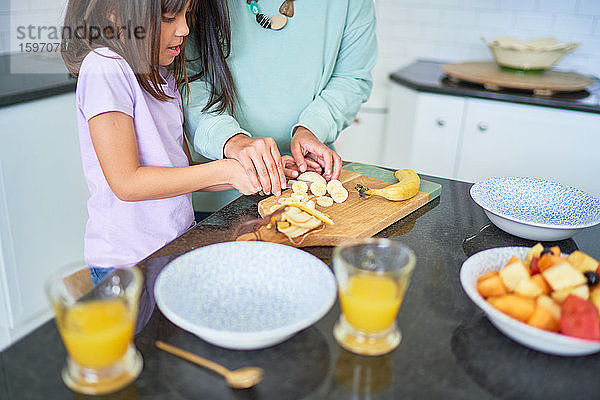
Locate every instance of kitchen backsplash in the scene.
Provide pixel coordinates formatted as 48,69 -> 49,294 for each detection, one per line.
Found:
1,0 -> 599,105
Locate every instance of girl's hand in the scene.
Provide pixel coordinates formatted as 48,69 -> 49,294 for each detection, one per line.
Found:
223,134 -> 287,196
225,159 -> 261,195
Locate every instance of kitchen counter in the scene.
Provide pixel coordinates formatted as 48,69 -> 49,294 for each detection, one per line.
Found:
0,52 -> 75,107
2,171 -> 600,399
390,60 -> 600,114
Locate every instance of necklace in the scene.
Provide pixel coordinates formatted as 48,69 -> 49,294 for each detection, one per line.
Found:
247,0 -> 294,30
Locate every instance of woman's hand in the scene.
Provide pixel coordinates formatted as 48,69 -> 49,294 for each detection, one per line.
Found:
223,134 -> 287,196
290,127 -> 342,181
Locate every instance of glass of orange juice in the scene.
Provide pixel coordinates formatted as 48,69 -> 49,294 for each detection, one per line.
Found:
333,238 -> 415,355
45,264 -> 143,394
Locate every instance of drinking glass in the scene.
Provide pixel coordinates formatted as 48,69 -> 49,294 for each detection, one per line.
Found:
333,238 -> 415,355
45,264 -> 144,394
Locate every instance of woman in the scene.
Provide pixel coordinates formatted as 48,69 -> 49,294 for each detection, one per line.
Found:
184,0 -> 377,208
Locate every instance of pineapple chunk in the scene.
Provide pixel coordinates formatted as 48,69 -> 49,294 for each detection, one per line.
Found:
525,243 -> 544,266
499,260 -> 530,291
551,284 -> 589,303
514,278 -> 543,298
541,262 -> 586,291
568,251 -> 599,273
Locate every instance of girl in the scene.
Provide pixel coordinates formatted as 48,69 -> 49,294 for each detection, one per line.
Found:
61,0 -> 257,285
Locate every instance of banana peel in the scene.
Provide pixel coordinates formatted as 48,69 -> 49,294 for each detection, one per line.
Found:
356,169 -> 420,201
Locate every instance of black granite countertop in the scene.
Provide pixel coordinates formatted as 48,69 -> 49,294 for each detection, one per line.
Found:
2,171 -> 600,399
0,52 -> 76,107
391,60 -> 600,114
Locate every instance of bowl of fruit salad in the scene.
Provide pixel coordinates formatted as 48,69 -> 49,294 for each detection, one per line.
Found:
470,176 -> 600,241
460,244 -> 600,356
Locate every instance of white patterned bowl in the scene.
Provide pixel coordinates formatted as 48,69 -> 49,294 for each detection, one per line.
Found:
470,177 -> 600,241
154,242 -> 337,350
460,247 -> 600,356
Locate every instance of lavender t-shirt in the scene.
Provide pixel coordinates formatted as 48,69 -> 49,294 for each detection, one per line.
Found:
76,47 -> 194,267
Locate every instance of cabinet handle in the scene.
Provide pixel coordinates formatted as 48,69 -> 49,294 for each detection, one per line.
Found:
478,122 -> 489,131
436,118 -> 446,127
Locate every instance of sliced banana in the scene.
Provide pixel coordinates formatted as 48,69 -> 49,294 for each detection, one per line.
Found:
290,192 -> 309,202
278,197 -> 304,205
305,199 -> 315,209
297,171 -> 326,187
326,179 -> 343,194
276,221 -> 310,238
330,186 -> 349,203
292,181 -> 308,194
310,182 -> 327,197
316,196 -> 334,207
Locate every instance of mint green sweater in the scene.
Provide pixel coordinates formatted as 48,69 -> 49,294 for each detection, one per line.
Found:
184,0 -> 377,160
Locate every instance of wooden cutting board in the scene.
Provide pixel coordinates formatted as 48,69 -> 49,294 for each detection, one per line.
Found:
443,61 -> 593,96
236,163 -> 441,247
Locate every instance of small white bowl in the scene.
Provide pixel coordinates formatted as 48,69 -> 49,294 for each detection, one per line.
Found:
460,246 -> 600,356
154,242 -> 337,350
470,177 -> 600,241
483,36 -> 579,70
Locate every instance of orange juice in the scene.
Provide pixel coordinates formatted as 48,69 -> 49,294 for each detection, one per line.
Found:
57,299 -> 135,368
339,274 -> 404,331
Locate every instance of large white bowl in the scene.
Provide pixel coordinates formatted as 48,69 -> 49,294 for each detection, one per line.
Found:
470,177 -> 600,241
154,242 -> 337,350
484,36 -> 579,70
460,246 -> 600,356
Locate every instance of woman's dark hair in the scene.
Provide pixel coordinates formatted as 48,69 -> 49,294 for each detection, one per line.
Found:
61,0 -> 192,102
188,1 -> 237,115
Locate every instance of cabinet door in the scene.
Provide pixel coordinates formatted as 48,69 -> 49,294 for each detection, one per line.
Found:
456,98 -> 600,197
0,93 -> 88,343
409,93 -> 465,179
334,109 -> 386,166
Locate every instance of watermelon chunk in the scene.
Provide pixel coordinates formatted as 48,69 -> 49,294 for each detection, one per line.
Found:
560,295 -> 600,341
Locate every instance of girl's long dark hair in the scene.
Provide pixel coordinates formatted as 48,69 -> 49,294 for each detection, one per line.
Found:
188,1 -> 237,115
61,0 -> 192,102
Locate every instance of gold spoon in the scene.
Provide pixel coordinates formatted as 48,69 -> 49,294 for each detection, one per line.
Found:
155,341 -> 264,389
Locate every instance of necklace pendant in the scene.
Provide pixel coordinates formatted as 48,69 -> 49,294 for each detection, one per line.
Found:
249,0 -> 259,14
270,13 -> 287,30
256,13 -> 271,29
279,0 -> 294,18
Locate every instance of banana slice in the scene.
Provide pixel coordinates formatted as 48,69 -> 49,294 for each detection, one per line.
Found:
276,221 -> 310,238
283,210 -> 312,224
291,192 -> 309,202
330,186 -> 349,203
326,179 -> 343,194
310,182 -> 327,197
278,197 -> 304,205
297,171 -> 326,186
305,199 -> 315,209
292,181 -> 309,194
316,196 -> 334,207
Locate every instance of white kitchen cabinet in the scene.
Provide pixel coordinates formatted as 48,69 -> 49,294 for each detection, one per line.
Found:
384,84 -> 600,197
456,99 -> 600,197
382,85 -> 465,178
0,93 -> 88,350
334,108 -> 387,166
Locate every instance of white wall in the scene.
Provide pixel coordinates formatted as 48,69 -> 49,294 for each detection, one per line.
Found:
368,0 -> 600,107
